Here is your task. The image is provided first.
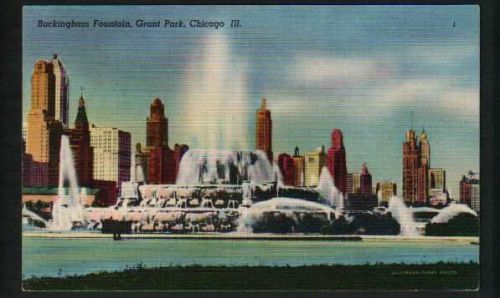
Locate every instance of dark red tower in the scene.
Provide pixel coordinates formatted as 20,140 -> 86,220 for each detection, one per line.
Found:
148,146 -> 176,184
66,94 -> 93,186
327,129 -> 347,193
277,153 -> 295,186
147,98 -> 168,147
145,98 -> 177,184
256,98 -> 273,163
360,162 -> 372,194
402,129 -> 419,204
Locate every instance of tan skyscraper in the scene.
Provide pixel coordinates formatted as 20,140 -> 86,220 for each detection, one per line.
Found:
292,146 -> 305,187
304,146 -> 327,187
52,54 -> 70,126
376,181 -> 397,204
26,58 -> 65,186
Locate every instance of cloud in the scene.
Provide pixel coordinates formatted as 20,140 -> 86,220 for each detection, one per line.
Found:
270,50 -> 478,120
290,52 -> 395,87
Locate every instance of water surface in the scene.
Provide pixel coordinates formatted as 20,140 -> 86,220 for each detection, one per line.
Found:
22,236 -> 478,278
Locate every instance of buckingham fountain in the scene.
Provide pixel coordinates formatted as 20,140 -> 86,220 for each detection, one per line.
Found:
22,135 -> 478,237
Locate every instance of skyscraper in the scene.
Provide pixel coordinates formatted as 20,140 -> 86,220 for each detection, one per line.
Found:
416,130 -> 429,204
147,98 -> 168,147
403,128 -> 432,205
277,153 -> 295,186
359,162 -> 372,194
65,94 -> 93,186
148,145 -> 177,184
142,98 -> 177,184
52,54 -> 69,127
419,130 -> 430,166
90,125 -> 131,191
326,129 -> 347,193
292,146 -> 305,187
256,98 -> 273,163
402,129 -> 419,204
304,146 -> 327,187
428,168 -> 446,190
376,181 -> 397,205
26,58 -> 66,186
460,170 -> 479,212
346,172 -> 361,194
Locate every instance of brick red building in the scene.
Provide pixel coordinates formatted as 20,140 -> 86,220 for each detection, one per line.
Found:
65,94 -> 93,186
148,146 -> 177,184
402,129 -> 419,204
460,171 -> 479,210
277,153 -> 295,186
327,129 -> 347,194
23,140 -> 49,187
91,179 -> 117,206
359,162 -> 372,195
256,98 -> 273,163
147,98 -> 168,147
402,129 -> 431,205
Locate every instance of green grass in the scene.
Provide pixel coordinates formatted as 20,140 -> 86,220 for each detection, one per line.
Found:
23,262 -> 479,291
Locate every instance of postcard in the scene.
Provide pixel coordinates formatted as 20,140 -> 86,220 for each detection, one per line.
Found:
21,5 -> 479,291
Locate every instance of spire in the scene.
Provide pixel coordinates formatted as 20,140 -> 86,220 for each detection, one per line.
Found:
260,98 -> 267,110
331,129 -> 344,150
75,93 -> 89,130
361,162 -> 369,175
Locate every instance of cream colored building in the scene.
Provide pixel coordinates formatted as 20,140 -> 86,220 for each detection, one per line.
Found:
90,125 -> 131,188
376,181 -> 397,204
470,184 -> 480,212
428,168 -> 446,190
304,146 -> 327,187
347,172 -> 361,194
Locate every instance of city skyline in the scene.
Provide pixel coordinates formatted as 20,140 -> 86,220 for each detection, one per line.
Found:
22,6 -> 479,197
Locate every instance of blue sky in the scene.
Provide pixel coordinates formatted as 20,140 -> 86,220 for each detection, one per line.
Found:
23,5 -> 479,197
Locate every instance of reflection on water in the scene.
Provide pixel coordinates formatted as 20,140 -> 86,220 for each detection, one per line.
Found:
22,237 -> 478,278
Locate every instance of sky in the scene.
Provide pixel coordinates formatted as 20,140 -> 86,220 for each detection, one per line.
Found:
23,5 -> 479,197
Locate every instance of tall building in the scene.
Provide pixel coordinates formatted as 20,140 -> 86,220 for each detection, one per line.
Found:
428,168 -> 446,190
22,140 -> 49,187
304,146 -> 327,187
65,94 -> 93,186
460,171 -> 479,212
470,184 -> 480,213
277,153 -> 295,186
90,125 -> 131,192
148,146 -> 176,184
26,58 -> 66,186
346,172 -> 361,194
359,162 -> 372,194
52,54 -> 69,126
402,129 -> 418,204
416,130 -> 429,204
419,130 -> 430,166
256,98 -> 273,163
147,98 -> 168,147
326,129 -> 347,193
292,146 -> 305,187
140,98 -> 177,184
375,181 -> 397,205
402,128 -> 433,205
